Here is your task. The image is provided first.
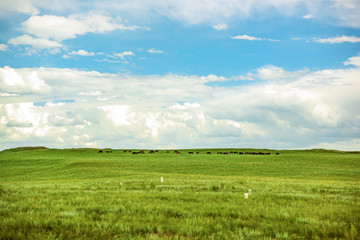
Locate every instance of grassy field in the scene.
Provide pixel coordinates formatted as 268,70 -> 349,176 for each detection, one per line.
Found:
0,147 -> 359,239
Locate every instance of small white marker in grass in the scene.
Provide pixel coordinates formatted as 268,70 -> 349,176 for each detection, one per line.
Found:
161,177 -> 163,183
244,193 -> 249,199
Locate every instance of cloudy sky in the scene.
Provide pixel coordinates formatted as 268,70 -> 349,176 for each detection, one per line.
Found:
0,0 -> 360,150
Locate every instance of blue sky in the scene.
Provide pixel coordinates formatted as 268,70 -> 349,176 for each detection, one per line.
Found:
1,0 -> 360,150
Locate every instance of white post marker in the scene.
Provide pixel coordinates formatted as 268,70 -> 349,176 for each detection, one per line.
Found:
161,177 -> 163,183
244,193 -> 249,199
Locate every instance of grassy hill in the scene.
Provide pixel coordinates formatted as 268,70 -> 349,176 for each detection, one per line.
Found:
0,147 -> 359,239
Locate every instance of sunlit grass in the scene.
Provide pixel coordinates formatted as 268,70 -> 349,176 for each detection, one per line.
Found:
0,148 -> 359,239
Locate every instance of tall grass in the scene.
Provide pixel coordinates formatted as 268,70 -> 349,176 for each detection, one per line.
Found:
0,148 -> 359,239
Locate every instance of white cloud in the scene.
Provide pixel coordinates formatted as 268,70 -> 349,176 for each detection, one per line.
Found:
113,51 -> 135,59
314,35 -> 360,44
213,23 -> 228,30
256,65 -> 308,81
0,0 -> 39,16
1,58 -> 359,150
170,102 -> 201,110
8,34 -> 62,50
0,66 -> 51,93
302,14 -> 313,19
99,105 -> 134,126
68,50 -> 95,56
148,48 -> 164,54
231,35 -> 262,41
0,44 -> 8,51
231,35 -> 278,42
344,55 -> 360,67
21,13 -> 139,42
200,74 -> 227,82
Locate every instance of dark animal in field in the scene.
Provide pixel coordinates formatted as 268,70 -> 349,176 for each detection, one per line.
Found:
149,150 -> 156,154
132,152 -> 137,155
174,151 -> 181,154
98,150 -> 103,153
276,153 -> 280,155
139,150 -> 145,154
223,152 -> 229,155
106,150 -> 112,153
123,150 -> 128,153
188,152 -> 194,154
207,152 -> 211,154
196,152 -> 199,154
239,152 -> 244,155
217,152 -> 222,154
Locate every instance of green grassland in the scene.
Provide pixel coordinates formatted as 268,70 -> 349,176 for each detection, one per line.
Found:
0,147 -> 359,239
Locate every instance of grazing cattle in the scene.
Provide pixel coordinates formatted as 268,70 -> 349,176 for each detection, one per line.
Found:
223,152 -> 229,155
98,150 -> 103,153
196,152 -> 199,154
123,150 -> 128,153
207,152 -> 211,154
276,153 -> 280,155
239,152 -> 244,155
149,150 -> 156,154
188,152 -> 194,154
132,152 -> 138,155
139,150 -> 145,154
174,151 -> 181,154
217,152 -> 222,154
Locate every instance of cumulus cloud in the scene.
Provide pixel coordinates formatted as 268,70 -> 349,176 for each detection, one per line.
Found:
1,55 -> 359,150
113,51 -> 135,59
68,50 -> 95,57
344,55 -> 360,67
0,0 -> 39,16
0,66 -> 51,93
256,65 -> 308,81
313,35 -> 360,44
21,13 -> 138,42
8,34 -> 62,50
7,12 -> 139,54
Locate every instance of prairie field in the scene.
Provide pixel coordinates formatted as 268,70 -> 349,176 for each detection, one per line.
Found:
0,147 -> 359,239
